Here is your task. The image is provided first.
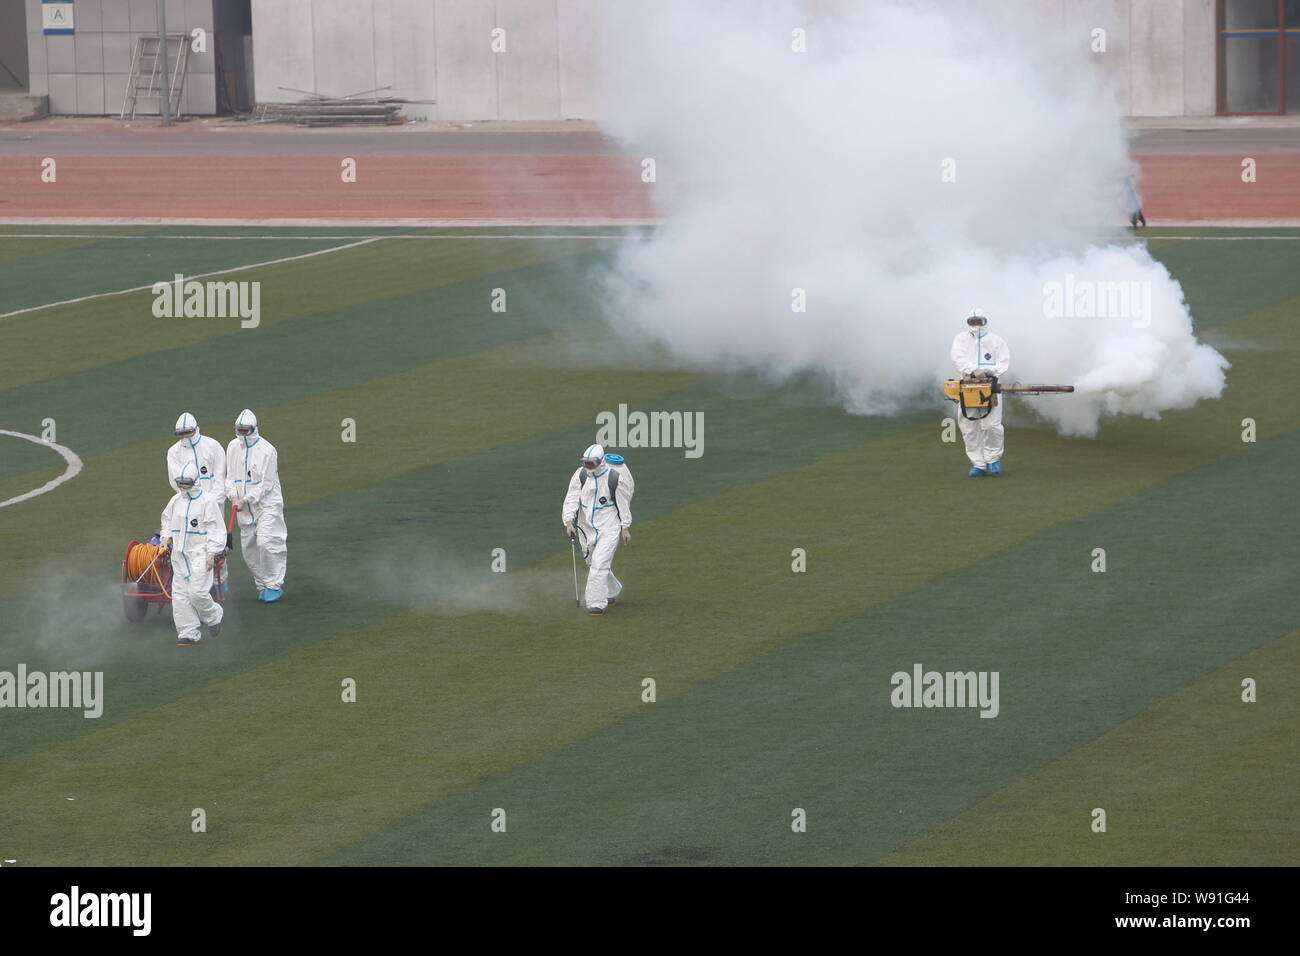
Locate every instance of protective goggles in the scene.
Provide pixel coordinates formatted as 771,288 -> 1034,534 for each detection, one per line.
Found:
175,478 -> 197,488
235,424 -> 255,436
966,317 -> 987,326
175,428 -> 197,438
582,459 -> 601,469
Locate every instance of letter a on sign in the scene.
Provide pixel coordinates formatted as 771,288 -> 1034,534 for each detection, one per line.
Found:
43,4 -> 75,34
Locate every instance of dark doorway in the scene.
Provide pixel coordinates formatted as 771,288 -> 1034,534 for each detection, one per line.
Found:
213,0 -> 254,113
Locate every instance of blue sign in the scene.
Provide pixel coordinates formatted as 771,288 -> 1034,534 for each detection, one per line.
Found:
42,1 -> 75,36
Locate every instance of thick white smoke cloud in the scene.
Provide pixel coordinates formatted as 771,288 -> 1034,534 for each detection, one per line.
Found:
594,0 -> 1227,436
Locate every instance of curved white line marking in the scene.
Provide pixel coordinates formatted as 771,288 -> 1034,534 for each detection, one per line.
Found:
0,430 -> 83,508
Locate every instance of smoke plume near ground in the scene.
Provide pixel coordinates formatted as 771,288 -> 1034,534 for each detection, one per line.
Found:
7,572 -> 135,668
594,0 -> 1227,436
329,541 -> 573,617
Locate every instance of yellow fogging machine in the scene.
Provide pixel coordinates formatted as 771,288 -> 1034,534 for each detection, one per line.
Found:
943,376 -> 1075,420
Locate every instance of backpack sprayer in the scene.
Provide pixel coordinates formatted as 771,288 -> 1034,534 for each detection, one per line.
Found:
943,375 -> 1075,420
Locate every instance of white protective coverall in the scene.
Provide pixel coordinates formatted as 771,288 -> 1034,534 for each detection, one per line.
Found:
166,413 -> 226,502
225,410 -> 287,593
562,451 -> 633,610
160,467 -> 226,642
949,325 -> 1011,469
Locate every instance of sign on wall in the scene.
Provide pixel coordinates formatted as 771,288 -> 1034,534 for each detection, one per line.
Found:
42,1 -> 75,35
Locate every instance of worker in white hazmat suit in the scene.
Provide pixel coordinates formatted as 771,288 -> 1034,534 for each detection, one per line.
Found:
167,412 -> 226,502
950,308 -> 1011,477
160,462 -> 226,646
225,408 -> 288,603
562,444 -> 632,615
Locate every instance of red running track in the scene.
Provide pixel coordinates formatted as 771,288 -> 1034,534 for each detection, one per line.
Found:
0,153 -> 1295,222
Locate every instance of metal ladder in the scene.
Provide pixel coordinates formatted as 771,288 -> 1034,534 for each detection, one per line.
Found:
121,34 -> 189,119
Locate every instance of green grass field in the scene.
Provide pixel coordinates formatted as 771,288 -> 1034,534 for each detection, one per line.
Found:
0,225 -> 1295,866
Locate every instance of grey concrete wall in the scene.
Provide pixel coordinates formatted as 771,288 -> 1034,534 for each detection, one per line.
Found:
251,0 -> 602,120
1130,0 -> 1185,115
1069,0 -> 1133,114
433,0 -> 496,119
1090,0 -> 1216,117
245,0 -> 1227,122
1036,0 -> 1218,117
1182,0 -> 1217,115
556,0 -> 598,119
249,0 -> 314,105
0,1 -> 30,88
24,0 -> 217,115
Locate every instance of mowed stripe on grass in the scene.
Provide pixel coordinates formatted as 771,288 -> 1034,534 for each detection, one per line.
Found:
1142,234 -> 1300,329
317,429 -> 1300,866
879,628 -> 1300,867
0,397 -> 923,864
0,233 -> 1292,866
0,327 -> 705,598
0,236 -> 602,387
307,285 -> 1300,865
0,380 -> 1289,864
0,248 -> 613,500
0,237 -> 629,594
0,234 -> 144,265
3,271 -> 1295,596
0,378 -> 905,762
0,237 -> 355,317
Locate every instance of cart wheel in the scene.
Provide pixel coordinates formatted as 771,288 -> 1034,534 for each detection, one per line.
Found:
123,594 -> 148,623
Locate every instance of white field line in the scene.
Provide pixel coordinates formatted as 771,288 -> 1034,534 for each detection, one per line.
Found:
0,233 -> 640,241
2,215 -> 1295,227
1133,235 -> 1300,240
2,232 -> 1297,243
0,217 -> 662,227
0,236 -> 384,320
0,430 -> 83,508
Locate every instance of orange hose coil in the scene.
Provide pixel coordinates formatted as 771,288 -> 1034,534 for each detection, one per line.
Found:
126,543 -> 170,598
